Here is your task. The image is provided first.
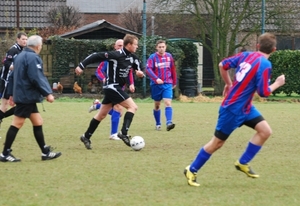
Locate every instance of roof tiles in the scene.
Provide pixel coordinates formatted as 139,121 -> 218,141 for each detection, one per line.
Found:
0,0 -> 66,28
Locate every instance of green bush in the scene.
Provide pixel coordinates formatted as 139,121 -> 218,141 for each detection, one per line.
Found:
270,50 -> 300,96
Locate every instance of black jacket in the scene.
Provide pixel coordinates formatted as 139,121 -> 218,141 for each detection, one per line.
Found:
9,47 -> 52,103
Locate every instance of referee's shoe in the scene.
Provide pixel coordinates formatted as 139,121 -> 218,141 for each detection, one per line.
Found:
0,149 -> 21,162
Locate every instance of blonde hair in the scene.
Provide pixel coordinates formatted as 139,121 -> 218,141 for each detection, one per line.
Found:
123,34 -> 138,46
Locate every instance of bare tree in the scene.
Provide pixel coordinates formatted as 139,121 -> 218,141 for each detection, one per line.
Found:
154,0 -> 300,94
47,6 -> 83,29
118,7 -> 154,34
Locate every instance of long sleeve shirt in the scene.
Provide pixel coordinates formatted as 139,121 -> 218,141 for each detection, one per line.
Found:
146,52 -> 177,86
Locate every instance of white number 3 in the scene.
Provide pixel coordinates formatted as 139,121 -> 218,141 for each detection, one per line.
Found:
236,62 -> 251,82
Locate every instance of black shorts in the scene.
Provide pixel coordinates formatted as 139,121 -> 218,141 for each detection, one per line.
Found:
14,103 -> 39,118
0,79 -> 9,99
102,85 -> 129,105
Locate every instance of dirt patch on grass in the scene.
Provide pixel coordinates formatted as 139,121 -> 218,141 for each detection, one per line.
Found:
178,94 -> 224,103
178,93 -> 269,103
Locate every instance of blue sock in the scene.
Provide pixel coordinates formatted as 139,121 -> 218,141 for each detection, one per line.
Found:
239,142 -> 262,164
95,103 -> 101,110
190,147 -> 211,173
108,109 -> 113,115
165,107 -> 172,125
111,110 -> 120,135
153,109 -> 161,126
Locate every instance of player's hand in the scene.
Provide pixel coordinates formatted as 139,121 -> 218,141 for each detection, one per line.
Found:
8,96 -> 15,107
136,70 -> 145,78
75,66 -> 83,76
222,84 -> 232,97
275,74 -> 285,87
156,78 -> 164,84
46,94 -> 55,103
129,84 -> 135,93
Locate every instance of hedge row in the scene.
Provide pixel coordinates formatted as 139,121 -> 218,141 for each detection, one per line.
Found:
49,35 -> 198,82
269,50 -> 300,96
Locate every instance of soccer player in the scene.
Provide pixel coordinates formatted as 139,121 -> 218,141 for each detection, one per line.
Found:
146,40 -> 177,131
89,39 -> 141,140
90,39 -> 126,140
184,32 -> 285,186
75,34 -> 144,149
0,32 -> 27,127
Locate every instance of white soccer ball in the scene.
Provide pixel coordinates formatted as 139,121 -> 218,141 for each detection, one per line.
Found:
130,136 -> 145,151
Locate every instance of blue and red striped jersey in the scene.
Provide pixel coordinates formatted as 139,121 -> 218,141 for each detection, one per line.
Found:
221,51 -> 272,114
95,61 -> 107,81
146,52 -> 177,86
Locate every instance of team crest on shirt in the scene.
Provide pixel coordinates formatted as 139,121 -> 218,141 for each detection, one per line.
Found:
36,64 -> 42,69
105,52 -> 109,58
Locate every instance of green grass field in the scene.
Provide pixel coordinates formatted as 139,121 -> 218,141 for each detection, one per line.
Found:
0,99 -> 299,206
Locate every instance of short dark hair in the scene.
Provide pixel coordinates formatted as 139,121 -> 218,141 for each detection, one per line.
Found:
17,32 -> 27,39
156,40 -> 166,47
258,33 -> 276,54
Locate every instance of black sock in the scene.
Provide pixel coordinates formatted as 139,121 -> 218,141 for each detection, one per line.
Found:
121,112 -> 134,135
4,107 -> 15,118
33,125 -> 47,154
2,125 -> 19,155
84,118 -> 100,139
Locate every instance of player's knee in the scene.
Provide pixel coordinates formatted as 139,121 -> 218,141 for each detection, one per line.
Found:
262,127 -> 272,138
133,104 -> 138,112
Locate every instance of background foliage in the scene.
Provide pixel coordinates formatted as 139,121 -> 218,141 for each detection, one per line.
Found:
269,50 -> 300,96
49,36 -> 198,94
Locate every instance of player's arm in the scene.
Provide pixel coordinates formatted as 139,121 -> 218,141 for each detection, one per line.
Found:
269,75 -> 285,92
257,68 -> 285,97
7,71 -> 14,96
170,56 -> 177,88
128,69 -> 135,93
95,62 -> 107,82
132,55 -> 145,78
219,62 -> 232,96
128,69 -> 134,85
219,62 -> 232,86
75,51 -> 118,75
4,48 -> 17,70
146,57 -> 160,83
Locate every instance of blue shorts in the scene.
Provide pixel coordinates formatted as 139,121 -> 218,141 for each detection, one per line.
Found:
214,105 -> 264,140
150,84 -> 173,101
